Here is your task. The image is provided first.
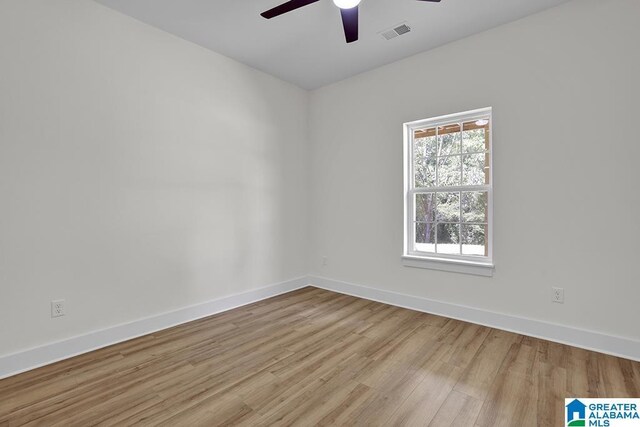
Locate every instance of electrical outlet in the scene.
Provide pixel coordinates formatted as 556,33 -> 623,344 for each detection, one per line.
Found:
322,256 -> 328,266
51,299 -> 65,317
552,287 -> 564,304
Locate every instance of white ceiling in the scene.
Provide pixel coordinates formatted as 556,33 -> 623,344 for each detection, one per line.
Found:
94,0 -> 571,89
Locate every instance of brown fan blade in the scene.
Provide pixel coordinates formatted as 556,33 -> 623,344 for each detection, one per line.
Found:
261,0 -> 321,19
340,6 -> 358,43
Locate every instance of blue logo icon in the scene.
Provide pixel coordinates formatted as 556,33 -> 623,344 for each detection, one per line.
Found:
567,399 -> 586,426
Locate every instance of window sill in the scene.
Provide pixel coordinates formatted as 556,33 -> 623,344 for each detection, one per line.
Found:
402,255 -> 494,277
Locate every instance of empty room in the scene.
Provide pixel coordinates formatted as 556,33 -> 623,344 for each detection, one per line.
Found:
1,0 -> 639,425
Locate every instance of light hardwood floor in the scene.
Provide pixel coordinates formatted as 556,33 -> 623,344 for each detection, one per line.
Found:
1,287 -> 639,426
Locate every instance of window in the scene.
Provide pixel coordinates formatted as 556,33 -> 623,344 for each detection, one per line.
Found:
403,108 -> 493,276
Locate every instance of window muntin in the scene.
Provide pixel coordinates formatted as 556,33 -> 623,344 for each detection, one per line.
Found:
405,108 -> 492,264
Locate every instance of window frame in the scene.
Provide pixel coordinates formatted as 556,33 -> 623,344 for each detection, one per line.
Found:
402,107 -> 494,275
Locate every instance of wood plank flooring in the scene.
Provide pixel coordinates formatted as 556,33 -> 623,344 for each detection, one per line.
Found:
1,287 -> 639,426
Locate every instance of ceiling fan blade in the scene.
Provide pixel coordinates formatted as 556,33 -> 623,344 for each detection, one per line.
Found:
417,0 -> 441,2
261,0 -> 320,19
340,6 -> 358,43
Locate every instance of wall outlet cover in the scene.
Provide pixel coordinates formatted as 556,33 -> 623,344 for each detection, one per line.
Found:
552,287 -> 564,304
51,300 -> 65,318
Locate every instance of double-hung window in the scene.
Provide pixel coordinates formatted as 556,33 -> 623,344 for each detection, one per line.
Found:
403,107 -> 494,276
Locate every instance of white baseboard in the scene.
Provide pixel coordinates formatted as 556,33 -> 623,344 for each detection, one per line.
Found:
0,276 -> 309,380
4,274 -> 638,380
308,275 -> 640,362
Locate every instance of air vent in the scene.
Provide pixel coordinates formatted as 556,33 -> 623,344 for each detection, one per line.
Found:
380,23 -> 411,40
394,24 -> 411,35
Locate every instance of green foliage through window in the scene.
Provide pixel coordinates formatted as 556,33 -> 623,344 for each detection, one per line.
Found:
411,117 -> 491,257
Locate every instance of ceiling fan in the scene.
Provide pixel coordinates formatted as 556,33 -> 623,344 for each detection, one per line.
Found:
261,0 -> 442,44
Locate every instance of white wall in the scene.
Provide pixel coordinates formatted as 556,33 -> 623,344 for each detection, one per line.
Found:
309,0 -> 640,341
1,0 -> 638,364
0,0 -> 309,356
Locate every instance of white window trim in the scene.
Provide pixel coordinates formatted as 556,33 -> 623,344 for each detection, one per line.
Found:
402,107 -> 494,276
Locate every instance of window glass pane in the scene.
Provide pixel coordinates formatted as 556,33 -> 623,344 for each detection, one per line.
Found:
437,155 -> 461,186
413,130 -> 437,187
436,192 -> 460,222
462,224 -> 487,256
414,127 -> 437,139
414,222 -> 436,252
462,153 -> 489,185
461,192 -> 488,223
437,123 -> 461,156
415,222 -> 435,253
437,223 -> 460,255
415,193 -> 435,223
462,120 -> 489,153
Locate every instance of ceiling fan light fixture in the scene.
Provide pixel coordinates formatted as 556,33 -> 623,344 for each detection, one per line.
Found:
261,0 -> 441,44
332,0 -> 361,10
